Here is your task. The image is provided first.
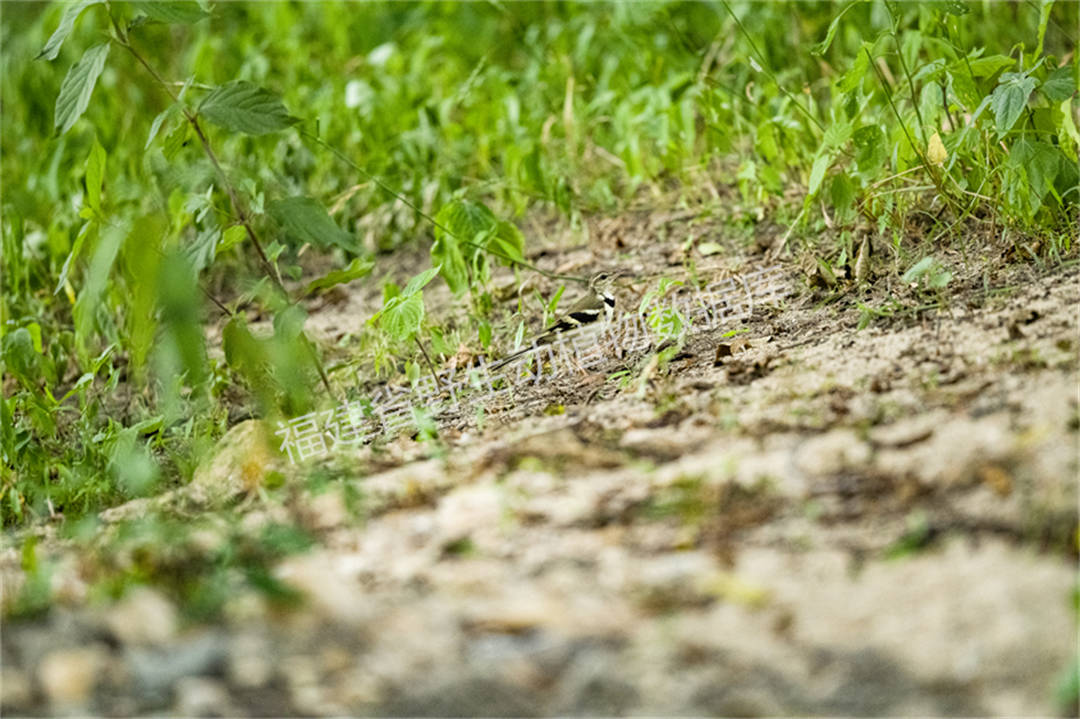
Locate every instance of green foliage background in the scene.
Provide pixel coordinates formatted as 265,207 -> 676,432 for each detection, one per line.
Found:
1,1 -> 1077,527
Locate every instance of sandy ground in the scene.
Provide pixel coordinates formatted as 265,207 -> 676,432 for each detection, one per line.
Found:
1,211 -> 1077,716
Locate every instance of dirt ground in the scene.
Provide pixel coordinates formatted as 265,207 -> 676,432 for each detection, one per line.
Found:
2,210 -> 1077,716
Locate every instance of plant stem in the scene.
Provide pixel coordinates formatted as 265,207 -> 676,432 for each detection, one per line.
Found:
413,337 -> 442,390
111,23 -> 336,399
717,0 -> 825,134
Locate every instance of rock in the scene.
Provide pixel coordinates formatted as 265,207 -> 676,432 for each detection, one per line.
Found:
191,420 -> 286,501
227,633 -> 274,689
126,633 -> 226,706
274,552 -> 370,625
300,487 -> 351,531
174,676 -> 232,717
281,654 -> 347,716
38,644 -> 108,712
630,552 -> 722,611
434,483 -> 504,547
794,429 -> 872,477
0,667 -> 33,711
103,586 -> 178,646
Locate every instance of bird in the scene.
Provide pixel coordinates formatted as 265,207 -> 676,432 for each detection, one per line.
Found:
491,270 -> 623,370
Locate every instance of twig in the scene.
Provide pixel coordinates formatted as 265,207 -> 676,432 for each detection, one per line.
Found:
111,20 -> 336,399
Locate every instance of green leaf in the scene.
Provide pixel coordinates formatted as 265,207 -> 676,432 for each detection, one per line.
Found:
146,102 -> 181,150
268,196 -> 358,253
853,124 -> 887,174
36,0 -> 101,61
54,42 -> 110,136
273,304 -> 307,342
131,1 -> 208,24
434,198 -> 497,257
2,329 -> 39,385
56,221 -> 95,295
491,220 -> 526,266
25,323 -> 43,354
218,224 -> 247,253
85,136 -> 106,216
822,117 -> 852,150
381,293 -> 424,342
1035,0 -> 1054,57
830,171 -> 856,221
302,257 -> 375,296
807,153 -> 831,197
811,1 -> 861,56
155,249 -> 207,389
942,1 -> 970,15
222,315 -> 262,374
902,256 -> 935,283
1010,138 -> 1061,209
967,55 -> 1016,78
431,234 -> 469,294
402,265 -> 441,297
1041,65 -> 1076,103
838,44 -> 870,93
991,72 -> 1037,138
73,221 -> 125,357
161,119 -> 190,160
199,81 -> 298,136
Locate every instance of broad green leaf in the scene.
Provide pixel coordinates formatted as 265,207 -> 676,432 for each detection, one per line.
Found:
199,81 -> 298,136
132,1 -> 208,24
25,323 -> 43,354
1040,66 -> 1076,103
491,220 -> 526,266
830,172 -> 856,221
1058,99 -> 1080,154
268,196 -> 358,253
822,117 -> 852,150
381,293 -> 424,342
273,304 -> 307,342
302,256 -> 375,296
155,249 -> 207,389
85,136 -> 106,215
431,234 -> 469,294
838,44 -> 870,93
967,55 -> 1015,78
902,256 -> 935,283
222,315 -> 263,374
184,226 -> 220,274
948,66 -> 980,108
991,72 -> 1037,138
123,214 -> 166,375
853,124 -> 886,174
1,329 -> 39,384
73,221 -> 125,357
434,198 -> 497,257
36,0 -> 101,61
402,265 -> 442,297
54,43 -> 110,135
161,118 -> 190,160
1010,138 -> 1061,209
807,153 -> 831,197
218,224 -> 247,253
146,102 -> 181,150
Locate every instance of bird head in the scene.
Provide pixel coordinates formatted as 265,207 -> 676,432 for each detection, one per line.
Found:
588,270 -> 625,295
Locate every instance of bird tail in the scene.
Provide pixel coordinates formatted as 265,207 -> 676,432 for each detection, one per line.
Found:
489,345 -> 535,371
